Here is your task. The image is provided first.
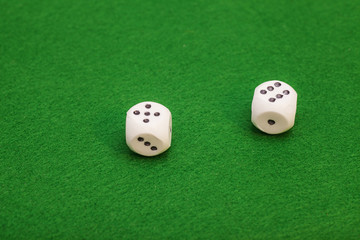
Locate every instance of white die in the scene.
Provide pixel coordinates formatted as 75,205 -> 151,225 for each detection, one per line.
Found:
126,101 -> 172,156
251,80 -> 298,134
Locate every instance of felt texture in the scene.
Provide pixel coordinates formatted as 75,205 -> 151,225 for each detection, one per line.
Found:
0,0 -> 359,239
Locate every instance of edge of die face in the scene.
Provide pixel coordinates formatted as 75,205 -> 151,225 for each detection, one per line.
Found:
168,114 -> 172,143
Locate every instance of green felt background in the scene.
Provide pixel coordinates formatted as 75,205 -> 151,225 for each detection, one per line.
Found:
1,0 -> 359,239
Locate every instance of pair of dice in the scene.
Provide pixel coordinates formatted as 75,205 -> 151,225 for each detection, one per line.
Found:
126,80 -> 297,157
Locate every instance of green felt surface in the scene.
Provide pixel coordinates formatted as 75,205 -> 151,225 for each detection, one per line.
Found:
1,0 -> 360,239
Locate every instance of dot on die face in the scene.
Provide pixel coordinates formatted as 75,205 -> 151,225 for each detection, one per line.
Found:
126,101 -> 172,157
251,80 -> 298,134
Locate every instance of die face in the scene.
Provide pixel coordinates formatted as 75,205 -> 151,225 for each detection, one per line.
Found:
127,133 -> 169,157
254,80 -> 297,109
126,101 -> 172,156
252,111 -> 292,134
251,80 -> 297,134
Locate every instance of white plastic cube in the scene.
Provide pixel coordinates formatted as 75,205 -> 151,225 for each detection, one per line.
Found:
126,101 -> 172,156
251,80 -> 297,134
